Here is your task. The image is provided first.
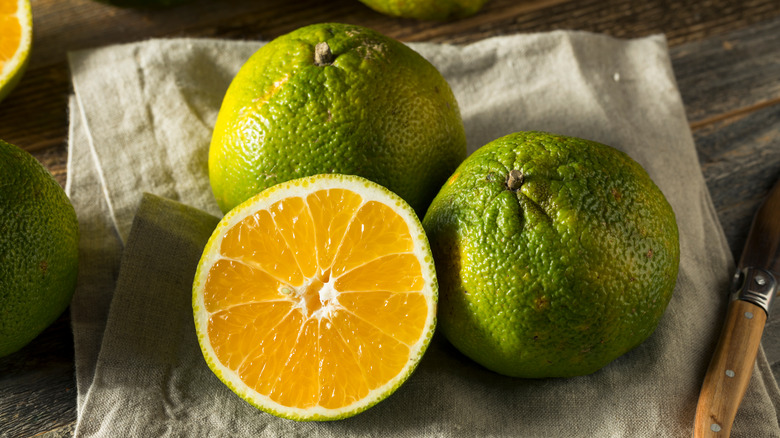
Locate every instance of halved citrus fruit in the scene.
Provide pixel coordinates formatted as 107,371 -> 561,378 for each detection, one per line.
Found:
0,0 -> 32,103
193,174 -> 438,420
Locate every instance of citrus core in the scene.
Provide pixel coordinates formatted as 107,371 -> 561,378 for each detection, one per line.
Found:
423,131 -> 680,378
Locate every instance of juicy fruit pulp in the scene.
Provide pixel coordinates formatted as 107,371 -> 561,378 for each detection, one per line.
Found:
209,22 -> 467,218
358,0 -> 490,20
0,0 -> 32,102
423,131 -> 680,378
193,174 -> 437,420
0,140 -> 79,357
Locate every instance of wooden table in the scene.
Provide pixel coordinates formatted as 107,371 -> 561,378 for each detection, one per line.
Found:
1,0 -> 779,436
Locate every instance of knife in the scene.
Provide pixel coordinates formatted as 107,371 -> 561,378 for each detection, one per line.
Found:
694,176 -> 780,437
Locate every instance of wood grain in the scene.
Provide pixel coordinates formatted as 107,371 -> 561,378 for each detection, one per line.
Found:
0,315 -> 76,438
694,104 -> 780,262
694,299 -> 767,437
2,0 -> 780,154
672,17 -> 780,127
671,15 -> 780,264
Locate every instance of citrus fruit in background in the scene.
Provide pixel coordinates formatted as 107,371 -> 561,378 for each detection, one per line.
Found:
90,0 -> 192,7
0,140 -> 79,358
193,174 -> 437,420
209,22 -> 467,218
0,0 -> 32,103
357,0 -> 490,20
423,131 -> 680,378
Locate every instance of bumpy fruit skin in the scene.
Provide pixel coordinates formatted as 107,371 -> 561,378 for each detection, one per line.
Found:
0,140 -> 79,357
423,131 -> 680,378
358,0 -> 490,20
209,23 -> 467,217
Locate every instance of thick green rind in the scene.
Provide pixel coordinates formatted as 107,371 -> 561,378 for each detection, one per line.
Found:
0,140 -> 79,357
423,131 -> 680,378
193,173 -> 438,421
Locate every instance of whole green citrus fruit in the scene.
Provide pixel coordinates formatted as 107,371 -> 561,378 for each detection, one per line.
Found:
358,0 -> 490,20
209,22 -> 467,217
423,131 -> 680,378
0,140 -> 79,357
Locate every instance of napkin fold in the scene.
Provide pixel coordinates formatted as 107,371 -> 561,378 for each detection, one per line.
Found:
66,34 -> 780,436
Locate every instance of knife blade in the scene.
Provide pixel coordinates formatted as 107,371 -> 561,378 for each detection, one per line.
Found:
694,176 -> 780,437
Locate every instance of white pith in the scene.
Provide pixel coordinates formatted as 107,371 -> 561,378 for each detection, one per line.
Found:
192,174 -> 437,419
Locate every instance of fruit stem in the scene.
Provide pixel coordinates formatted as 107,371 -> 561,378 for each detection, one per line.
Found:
314,42 -> 334,66
506,169 -> 524,191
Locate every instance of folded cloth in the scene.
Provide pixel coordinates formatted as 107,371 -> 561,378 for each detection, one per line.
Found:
66,34 -> 780,436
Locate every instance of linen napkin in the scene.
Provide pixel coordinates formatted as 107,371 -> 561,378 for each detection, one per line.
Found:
66,33 -> 780,436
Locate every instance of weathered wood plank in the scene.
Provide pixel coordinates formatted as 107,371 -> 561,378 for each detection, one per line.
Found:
669,16 -> 780,261
34,423 -> 75,438
671,17 -> 780,126
694,103 -> 780,263
2,0 -> 780,154
0,314 -> 77,438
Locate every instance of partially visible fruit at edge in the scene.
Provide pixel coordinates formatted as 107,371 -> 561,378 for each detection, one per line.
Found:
0,139 -> 79,358
358,0 -> 491,20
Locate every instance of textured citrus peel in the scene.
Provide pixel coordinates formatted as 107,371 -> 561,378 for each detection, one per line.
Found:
193,174 -> 437,421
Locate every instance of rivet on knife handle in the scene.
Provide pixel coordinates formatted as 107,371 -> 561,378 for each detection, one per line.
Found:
693,268 -> 777,437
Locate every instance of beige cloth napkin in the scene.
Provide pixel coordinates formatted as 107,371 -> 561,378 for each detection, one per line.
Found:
66,34 -> 780,436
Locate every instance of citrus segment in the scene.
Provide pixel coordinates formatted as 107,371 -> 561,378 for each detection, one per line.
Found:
193,174 -> 437,420
220,210 -> 303,286
306,188 -> 364,271
202,260 -> 286,312
335,253 -> 424,292
0,0 -> 31,103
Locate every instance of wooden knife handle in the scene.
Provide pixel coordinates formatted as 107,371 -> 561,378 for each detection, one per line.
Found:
694,299 -> 767,437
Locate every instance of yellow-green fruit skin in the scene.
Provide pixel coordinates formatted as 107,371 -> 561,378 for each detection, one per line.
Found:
209,23 -> 467,217
358,0 -> 490,20
89,0 -> 192,7
0,140 -> 79,357
423,131 -> 680,378
0,54 -> 28,103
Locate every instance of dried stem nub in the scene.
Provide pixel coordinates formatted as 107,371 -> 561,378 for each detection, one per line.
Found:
506,169 -> 524,191
314,42 -> 334,66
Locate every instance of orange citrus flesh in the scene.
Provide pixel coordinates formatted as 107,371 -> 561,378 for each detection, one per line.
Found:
0,0 -> 31,103
194,176 -> 437,420
0,0 -> 22,70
